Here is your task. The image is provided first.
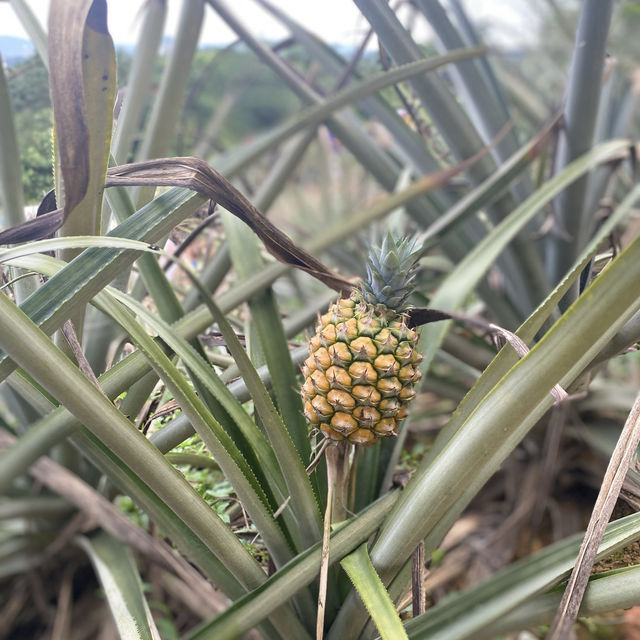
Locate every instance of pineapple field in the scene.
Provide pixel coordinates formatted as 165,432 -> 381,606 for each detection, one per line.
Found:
2,1 -> 640,639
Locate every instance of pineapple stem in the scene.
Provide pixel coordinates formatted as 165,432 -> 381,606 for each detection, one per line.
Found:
316,441 -> 351,639
326,441 -> 351,523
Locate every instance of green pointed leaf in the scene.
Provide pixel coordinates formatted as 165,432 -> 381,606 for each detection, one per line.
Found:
76,532 -> 160,640
402,512 -> 640,640
341,544 -> 408,640
419,139 -> 631,376
50,0 -> 115,243
0,291 -> 268,592
0,187 -> 205,381
186,492 -> 398,640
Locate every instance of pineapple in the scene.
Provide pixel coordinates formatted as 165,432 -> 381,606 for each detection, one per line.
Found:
301,234 -> 423,446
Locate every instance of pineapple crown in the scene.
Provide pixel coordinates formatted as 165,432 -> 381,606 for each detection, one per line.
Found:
358,233 -> 422,311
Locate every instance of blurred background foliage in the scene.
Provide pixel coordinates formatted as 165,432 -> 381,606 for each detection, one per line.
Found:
2,0 -> 640,638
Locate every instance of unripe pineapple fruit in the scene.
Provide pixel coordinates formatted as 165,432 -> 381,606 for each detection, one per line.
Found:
302,235 -> 423,446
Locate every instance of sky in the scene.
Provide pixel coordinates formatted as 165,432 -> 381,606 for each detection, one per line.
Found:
0,0 -> 538,51
3,1 -> 370,47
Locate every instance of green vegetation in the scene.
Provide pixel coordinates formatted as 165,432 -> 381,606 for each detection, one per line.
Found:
3,44 -> 300,206
1,1 -> 640,639
6,57 -> 52,203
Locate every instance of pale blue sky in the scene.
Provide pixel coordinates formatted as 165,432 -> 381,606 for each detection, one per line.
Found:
0,0 -> 537,50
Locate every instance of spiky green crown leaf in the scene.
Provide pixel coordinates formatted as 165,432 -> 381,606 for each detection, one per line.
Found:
358,233 -> 422,311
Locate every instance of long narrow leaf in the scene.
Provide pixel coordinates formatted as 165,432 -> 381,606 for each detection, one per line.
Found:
186,491 -> 398,640
424,181 -> 640,467
103,285 -> 306,555
0,187 -> 205,380
340,544 -> 408,640
94,291 -> 299,571
546,0 -> 615,285
419,139 -> 630,376
375,189 -> 640,582
0,291 -> 269,591
0,54 -> 35,304
49,0 -> 115,241
8,0 -> 49,68
222,209 -> 312,466
76,532 -> 160,640
111,0 -> 166,164
402,512 -> 640,640
185,266 -> 324,546
482,566 -> 640,640
203,49 -> 485,175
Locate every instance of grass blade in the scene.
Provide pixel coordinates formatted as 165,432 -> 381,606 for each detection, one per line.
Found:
96,291 -> 300,572
329,146 -> 639,639
222,209 -> 312,464
189,269 -> 324,546
111,0 -> 166,164
482,566 -> 640,640
419,139 -> 630,376
375,191 -> 640,583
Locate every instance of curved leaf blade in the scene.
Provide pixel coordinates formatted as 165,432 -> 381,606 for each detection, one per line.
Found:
341,544 -> 408,640
76,532 -> 160,640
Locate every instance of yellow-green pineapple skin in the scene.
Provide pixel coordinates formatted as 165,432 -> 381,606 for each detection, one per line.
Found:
302,292 -> 422,446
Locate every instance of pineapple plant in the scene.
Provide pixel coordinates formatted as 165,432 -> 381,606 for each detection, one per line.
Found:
301,234 -> 423,446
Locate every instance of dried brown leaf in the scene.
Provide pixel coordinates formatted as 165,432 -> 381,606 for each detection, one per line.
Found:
547,391 -> 640,639
48,0 -> 97,217
105,156 -> 354,294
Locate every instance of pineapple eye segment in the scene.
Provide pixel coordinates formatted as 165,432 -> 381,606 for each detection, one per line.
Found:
312,347 -> 331,370
303,355 -> 317,373
301,377 -> 316,397
328,342 -> 352,365
309,335 -> 323,352
356,316 -> 380,338
377,377 -> 402,396
348,362 -> 378,385
399,386 -> 417,401
349,336 -> 377,360
303,401 -> 320,425
310,370 -> 330,393
336,318 -> 358,341
379,399 -> 401,417
352,385 -> 381,405
330,412 -> 358,436
311,395 -> 333,418
373,354 -> 400,376
326,366 -> 353,389
319,424 -> 345,441
374,418 -> 398,437
395,341 -> 416,365
327,389 -> 356,412
320,324 -> 337,344
374,329 -> 398,353
350,428 -> 377,446
353,406 -> 381,426
398,364 -> 419,383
